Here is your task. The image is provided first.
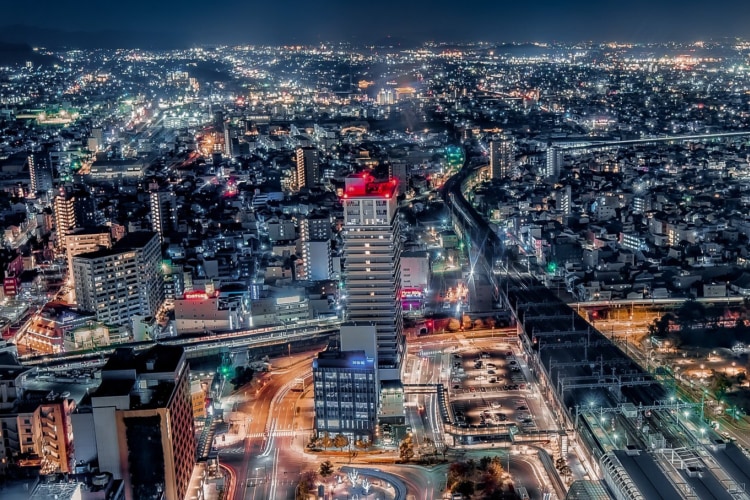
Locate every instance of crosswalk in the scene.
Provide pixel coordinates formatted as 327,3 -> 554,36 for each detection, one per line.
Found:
418,349 -> 443,357
246,430 -> 297,439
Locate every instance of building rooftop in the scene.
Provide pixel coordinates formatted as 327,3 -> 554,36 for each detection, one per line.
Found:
102,344 -> 185,377
91,378 -> 134,399
612,450 -> 683,500
313,348 -> 374,370
76,231 -> 157,260
29,480 -> 81,500
343,173 -> 398,199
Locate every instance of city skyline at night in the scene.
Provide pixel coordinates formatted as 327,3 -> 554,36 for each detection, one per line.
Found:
4,2 -> 750,498
1,0 -> 750,48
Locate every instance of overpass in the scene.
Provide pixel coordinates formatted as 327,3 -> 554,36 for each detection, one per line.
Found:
570,296 -> 746,309
20,317 -> 341,368
556,130 -> 750,151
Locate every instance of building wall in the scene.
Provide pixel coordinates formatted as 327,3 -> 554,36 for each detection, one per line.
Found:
400,253 -> 430,290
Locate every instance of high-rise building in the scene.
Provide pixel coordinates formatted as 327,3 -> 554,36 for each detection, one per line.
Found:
558,185 -> 572,216
340,173 -> 404,382
490,134 -> 514,179
65,227 -> 112,300
29,153 -> 54,194
296,146 -> 320,190
313,347 -> 377,442
72,231 -> 163,326
80,345 -> 195,500
149,189 -> 177,243
299,214 -> 333,281
376,89 -> 395,105
546,146 -> 564,179
53,185 -> 97,251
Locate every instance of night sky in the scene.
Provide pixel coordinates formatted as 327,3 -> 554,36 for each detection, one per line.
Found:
2,0 -> 750,46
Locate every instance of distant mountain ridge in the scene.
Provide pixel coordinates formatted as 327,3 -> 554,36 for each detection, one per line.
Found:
0,41 -> 57,65
0,24 -> 184,50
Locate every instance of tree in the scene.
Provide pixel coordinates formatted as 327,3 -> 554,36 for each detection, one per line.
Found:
332,433 -> 349,451
354,439 -> 371,451
399,434 -> 415,462
321,432 -> 333,449
308,434 -> 322,449
447,318 -> 461,332
454,480 -> 475,497
711,371 -> 732,398
295,478 -> 310,499
676,298 -> 706,331
319,460 -> 334,479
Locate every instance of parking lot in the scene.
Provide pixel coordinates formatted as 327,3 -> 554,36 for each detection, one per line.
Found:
448,346 -> 541,432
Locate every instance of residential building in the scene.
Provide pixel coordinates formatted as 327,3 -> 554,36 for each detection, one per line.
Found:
296,146 -> 320,190
53,185 -> 97,251
490,134 -> 514,179
72,231 -> 163,326
340,173 -> 404,383
29,153 -> 53,194
149,189 -> 177,243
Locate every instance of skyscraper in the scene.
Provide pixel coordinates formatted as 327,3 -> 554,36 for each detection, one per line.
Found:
490,134 -> 514,179
299,213 -> 333,281
546,145 -> 564,179
65,227 -> 112,301
72,231 -> 163,326
28,153 -> 53,194
296,146 -> 320,190
149,188 -> 177,243
53,185 -> 97,251
340,173 -> 404,382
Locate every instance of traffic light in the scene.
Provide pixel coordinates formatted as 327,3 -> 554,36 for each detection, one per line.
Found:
547,262 -> 557,274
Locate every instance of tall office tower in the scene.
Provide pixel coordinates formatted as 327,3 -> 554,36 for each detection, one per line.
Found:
340,174 -> 404,383
65,227 -> 112,301
489,133 -> 514,180
72,231 -> 163,326
149,188 -> 177,243
313,347 -> 377,442
53,185 -> 97,250
296,146 -> 320,190
82,345 -> 195,500
299,213 -> 333,281
546,145 -> 564,179
28,153 -> 53,194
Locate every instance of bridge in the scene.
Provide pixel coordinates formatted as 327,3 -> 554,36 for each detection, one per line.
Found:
20,317 -> 342,368
556,130 -> 750,151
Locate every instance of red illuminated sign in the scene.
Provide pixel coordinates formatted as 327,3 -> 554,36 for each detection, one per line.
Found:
3,277 -> 19,297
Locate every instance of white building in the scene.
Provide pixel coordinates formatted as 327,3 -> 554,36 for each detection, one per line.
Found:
340,173 -> 404,382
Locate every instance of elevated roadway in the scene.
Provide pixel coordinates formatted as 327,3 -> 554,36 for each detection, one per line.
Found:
19,317 -> 341,369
